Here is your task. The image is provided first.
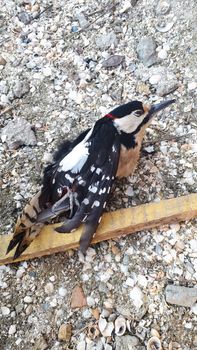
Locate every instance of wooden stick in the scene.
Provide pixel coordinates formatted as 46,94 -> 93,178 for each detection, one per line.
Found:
0,193 -> 196,265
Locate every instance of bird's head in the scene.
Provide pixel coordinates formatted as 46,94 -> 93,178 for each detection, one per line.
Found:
105,99 -> 175,134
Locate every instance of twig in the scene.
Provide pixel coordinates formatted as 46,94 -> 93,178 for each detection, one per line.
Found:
0,103 -> 19,117
29,4 -> 53,22
76,2 -> 119,33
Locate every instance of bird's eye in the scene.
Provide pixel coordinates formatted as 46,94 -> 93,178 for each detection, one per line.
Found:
133,110 -> 143,117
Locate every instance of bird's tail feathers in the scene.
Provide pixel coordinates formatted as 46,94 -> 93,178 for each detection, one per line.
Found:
7,191 -> 43,259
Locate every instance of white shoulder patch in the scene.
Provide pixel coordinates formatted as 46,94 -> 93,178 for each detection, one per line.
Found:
58,128 -> 93,173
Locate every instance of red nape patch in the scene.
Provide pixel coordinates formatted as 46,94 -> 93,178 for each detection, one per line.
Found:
105,113 -> 115,120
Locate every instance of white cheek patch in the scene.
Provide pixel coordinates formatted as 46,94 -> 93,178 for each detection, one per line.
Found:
114,114 -> 144,133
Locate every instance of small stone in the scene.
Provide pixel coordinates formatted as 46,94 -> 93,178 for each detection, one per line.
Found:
92,308 -> 100,320
129,286 -> 144,308
24,296 -> 32,303
8,324 -> 16,335
33,335 -> 48,350
158,49 -> 168,59
44,282 -> 54,294
165,285 -> 197,307
149,74 -> 161,85
87,296 -> 95,307
75,11 -> 89,29
156,79 -> 179,96
58,324 -> 72,341
137,36 -> 157,67
58,287 -> 67,297
102,55 -> 125,68
1,306 -> 10,316
12,79 -> 30,99
71,285 -> 87,308
95,32 -> 118,50
26,305 -> 33,315
188,82 -> 197,90
115,335 -> 139,350
18,11 -> 31,24
0,55 -> 7,65
1,118 -> 37,150
49,276 -> 55,282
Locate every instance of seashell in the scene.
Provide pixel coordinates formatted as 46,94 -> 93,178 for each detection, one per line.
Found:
147,336 -> 162,350
98,318 -> 114,337
115,316 -> 126,336
151,329 -> 160,338
156,20 -> 175,32
87,324 -> 100,340
98,318 -> 107,333
102,55 -> 125,68
126,320 -> 131,333
156,1 -> 171,15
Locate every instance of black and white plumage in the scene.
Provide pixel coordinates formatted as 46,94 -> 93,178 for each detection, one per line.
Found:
7,99 -> 175,259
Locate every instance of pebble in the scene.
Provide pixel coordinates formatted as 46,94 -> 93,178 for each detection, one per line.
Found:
1,306 -> 10,316
129,286 -> 144,309
12,79 -> 30,99
102,55 -> 125,68
165,285 -> 197,307
188,81 -> 197,90
156,79 -> 179,96
71,285 -> 87,308
0,55 -> 7,65
58,323 -> 72,341
44,282 -> 54,294
95,32 -> 118,50
137,36 -> 157,67
115,335 -> 140,350
33,335 -> 48,350
58,287 -> 67,297
1,118 -> 37,150
8,324 -> 16,335
18,11 -> 31,24
158,49 -> 168,59
24,296 -> 33,304
149,74 -> 161,85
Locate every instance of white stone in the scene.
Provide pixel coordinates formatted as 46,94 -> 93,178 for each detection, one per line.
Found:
125,277 -> 135,287
158,49 -> 168,59
189,239 -> 197,251
24,296 -> 32,303
49,276 -> 55,282
125,186 -> 134,196
58,287 -> 67,297
137,275 -> 148,288
82,308 -> 92,319
188,82 -> 197,90
129,286 -> 144,309
8,324 -> 16,335
191,303 -> 197,315
87,296 -> 95,307
45,282 -> 54,294
149,74 -> 161,85
1,306 -> 10,316
42,67 -> 52,76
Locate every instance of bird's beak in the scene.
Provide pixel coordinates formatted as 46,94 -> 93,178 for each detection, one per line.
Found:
148,99 -> 176,116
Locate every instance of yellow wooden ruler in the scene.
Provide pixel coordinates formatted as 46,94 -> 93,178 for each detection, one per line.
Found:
0,193 -> 196,265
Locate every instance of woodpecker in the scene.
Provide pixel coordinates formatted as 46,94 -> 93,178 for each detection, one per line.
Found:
7,99 -> 175,259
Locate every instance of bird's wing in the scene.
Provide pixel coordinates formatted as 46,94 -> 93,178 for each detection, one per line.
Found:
56,121 -> 121,253
7,129 -> 91,259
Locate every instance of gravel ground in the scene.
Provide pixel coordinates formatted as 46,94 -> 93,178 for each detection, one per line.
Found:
0,0 -> 197,349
